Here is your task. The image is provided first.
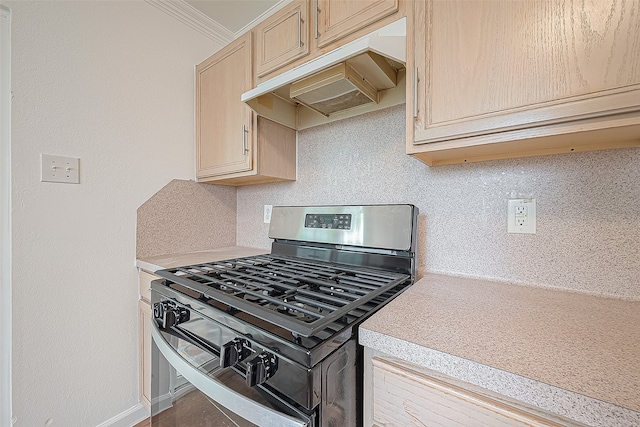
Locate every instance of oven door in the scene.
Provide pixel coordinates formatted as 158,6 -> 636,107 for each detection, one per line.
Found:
150,314 -> 313,427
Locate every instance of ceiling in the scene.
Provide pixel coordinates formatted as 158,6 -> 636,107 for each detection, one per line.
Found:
185,0 -> 281,34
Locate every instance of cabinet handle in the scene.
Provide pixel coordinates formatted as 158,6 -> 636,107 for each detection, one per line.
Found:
242,124 -> 249,155
298,11 -> 303,48
314,0 -> 320,39
413,67 -> 418,119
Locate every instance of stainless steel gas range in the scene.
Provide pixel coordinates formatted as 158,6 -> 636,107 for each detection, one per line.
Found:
150,204 -> 418,427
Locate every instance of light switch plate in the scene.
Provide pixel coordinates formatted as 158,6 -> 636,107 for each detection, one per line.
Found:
41,154 -> 80,184
508,198 -> 536,234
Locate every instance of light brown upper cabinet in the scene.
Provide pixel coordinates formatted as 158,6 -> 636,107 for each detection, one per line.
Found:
315,0 -> 399,48
255,0 -> 405,84
406,0 -> 640,166
196,34 -> 253,179
255,1 -> 310,78
196,32 -> 296,185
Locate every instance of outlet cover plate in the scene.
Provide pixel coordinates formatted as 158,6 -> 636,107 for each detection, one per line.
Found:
41,154 -> 80,184
264,205 -> 273,224
508,198 -> 536,234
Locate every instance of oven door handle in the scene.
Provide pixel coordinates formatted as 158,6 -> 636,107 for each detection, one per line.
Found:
151,320 -> 309,427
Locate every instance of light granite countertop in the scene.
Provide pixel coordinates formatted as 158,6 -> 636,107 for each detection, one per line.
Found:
136,246 -> 268,272
359,273 -> 640,427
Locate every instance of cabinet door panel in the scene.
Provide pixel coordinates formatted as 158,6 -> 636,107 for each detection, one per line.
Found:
196,33 -> 253,178
256,1 -> 309,77
412,0 -> 640,145
316,0 -> 399,48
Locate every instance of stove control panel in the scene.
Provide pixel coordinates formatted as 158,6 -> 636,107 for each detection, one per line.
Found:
245,352 -> 279,387
305,213 -> 351,230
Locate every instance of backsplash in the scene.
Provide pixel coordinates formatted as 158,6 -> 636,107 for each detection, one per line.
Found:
137,179 -> 237,258
237,104 -> 640,299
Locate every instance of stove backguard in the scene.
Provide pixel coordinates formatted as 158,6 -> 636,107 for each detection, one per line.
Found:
269,204 -> 419,278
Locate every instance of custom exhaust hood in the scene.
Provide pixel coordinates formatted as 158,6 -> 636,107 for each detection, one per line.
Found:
241,18 -> 406,129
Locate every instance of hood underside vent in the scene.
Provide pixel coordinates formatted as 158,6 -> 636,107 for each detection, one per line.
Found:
290,52 -> 397,116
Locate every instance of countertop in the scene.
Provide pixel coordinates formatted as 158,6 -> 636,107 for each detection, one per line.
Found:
136,246 -> 268,272
359,273 -> 640,427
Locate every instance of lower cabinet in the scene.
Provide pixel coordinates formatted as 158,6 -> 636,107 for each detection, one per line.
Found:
364,349 -> 582,427
138,270 -> 158,410
138,299 -> 152,410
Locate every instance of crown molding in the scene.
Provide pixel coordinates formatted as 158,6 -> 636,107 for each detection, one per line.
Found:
145,0 -> 234,46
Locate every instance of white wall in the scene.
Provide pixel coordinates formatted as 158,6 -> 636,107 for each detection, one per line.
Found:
1,4 -> 13,427
237,105 -> 640,299
7,1 -> 221,425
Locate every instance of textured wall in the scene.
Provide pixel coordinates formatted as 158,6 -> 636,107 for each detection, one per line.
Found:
8,1 -> 223,426
237,105 -> 640,299
137,179 -> 237,258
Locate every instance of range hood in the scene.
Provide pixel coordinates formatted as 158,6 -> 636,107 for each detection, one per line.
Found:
241,18 -> 406,129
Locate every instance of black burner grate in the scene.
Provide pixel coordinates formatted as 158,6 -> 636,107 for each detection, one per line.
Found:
155,254 -> 410,337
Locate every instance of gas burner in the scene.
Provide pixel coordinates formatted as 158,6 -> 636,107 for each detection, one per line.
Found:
276,302 -> 318,323
219,284 -> 237,294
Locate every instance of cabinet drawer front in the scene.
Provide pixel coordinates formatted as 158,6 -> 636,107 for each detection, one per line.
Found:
412,0 -> 640,145
256,1 -> 309,77
316,0 -> 398,48
138,270 -> 158,302
372,358 -> 564,427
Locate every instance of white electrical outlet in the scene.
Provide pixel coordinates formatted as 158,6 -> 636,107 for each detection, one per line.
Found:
264,205 -> 273,224
41,154 -> 80,184
508,199 -> 536,234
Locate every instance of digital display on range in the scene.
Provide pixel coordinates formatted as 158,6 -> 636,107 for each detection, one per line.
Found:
305,213 -> 352,230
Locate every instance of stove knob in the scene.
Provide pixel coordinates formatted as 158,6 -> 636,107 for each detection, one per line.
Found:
153,302 -> 165,320
173,306 -> 190,325
153,301 -> 190,328
245,352 -> 278,387
220,338 -> 251,368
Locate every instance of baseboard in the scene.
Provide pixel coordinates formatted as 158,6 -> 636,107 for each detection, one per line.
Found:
95,403 -> 149,427
151,392 -> 173,414
96,391 -> 176,426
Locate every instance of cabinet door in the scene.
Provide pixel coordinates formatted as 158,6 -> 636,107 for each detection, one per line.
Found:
256,1 -> 309,78
196,33 -> 253,179
315,0 -> 399,48
408,0 -> 640,160
371,358 -> 567,427
138,299 -> 152,409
